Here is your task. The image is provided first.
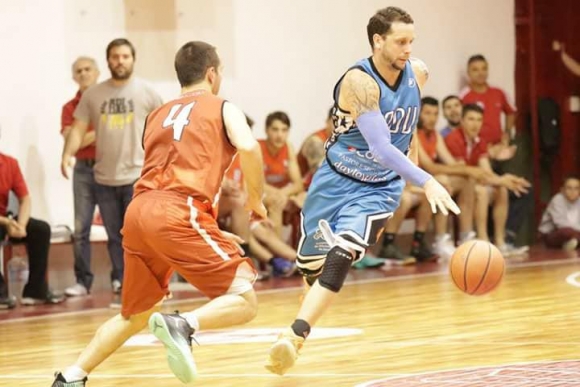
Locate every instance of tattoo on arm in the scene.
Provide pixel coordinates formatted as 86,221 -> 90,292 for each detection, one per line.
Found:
340,70 -> 380,119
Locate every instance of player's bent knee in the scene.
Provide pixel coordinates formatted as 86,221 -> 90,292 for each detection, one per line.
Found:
318,246 -> 354,293
239,289 -> 258,322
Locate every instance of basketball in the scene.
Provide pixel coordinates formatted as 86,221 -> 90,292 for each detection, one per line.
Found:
449,240 -> 505,295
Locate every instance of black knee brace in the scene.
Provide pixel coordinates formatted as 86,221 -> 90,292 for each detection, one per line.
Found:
318,246 -> 354,293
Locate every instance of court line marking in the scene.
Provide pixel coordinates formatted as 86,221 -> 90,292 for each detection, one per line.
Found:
565,271 -> 580,288
0,373 -> 419,379
1,255 -> 578,325
2,358 -> 580,380
353,358 -> 580,387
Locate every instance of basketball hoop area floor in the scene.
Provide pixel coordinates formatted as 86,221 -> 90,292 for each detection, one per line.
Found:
1,246 -> 579,386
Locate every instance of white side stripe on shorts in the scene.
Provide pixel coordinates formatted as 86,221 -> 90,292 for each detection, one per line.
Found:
187,196 -> 231,261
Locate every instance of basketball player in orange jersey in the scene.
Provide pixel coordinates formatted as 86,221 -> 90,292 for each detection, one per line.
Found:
53,41 -> 266,386
260,111 -> 304,237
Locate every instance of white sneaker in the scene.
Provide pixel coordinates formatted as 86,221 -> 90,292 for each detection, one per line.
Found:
498,243 -> 530,257
111,280 -> 122,295
64,283 -> 88,297
432,234 -> 456,261
562,238 -> 578,251
458,231 -> 477,245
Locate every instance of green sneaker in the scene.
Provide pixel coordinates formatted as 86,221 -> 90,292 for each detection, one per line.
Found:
378,244 -> 416,266
353,255 -> 386,269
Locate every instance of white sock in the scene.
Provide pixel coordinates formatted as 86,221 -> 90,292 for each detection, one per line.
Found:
181,312 -> 200,332
62,365 -> 88,382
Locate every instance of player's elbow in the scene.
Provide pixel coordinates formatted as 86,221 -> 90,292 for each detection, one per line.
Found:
235,138 -> 259,153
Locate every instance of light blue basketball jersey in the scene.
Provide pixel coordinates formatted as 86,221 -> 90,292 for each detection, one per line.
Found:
296,58 -> 421,276
325,57 -> 421,184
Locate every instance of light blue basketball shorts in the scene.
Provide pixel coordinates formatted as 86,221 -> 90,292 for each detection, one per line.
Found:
297,161 -> 404,276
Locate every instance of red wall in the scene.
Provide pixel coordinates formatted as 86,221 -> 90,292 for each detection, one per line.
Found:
516,0 -> 580,218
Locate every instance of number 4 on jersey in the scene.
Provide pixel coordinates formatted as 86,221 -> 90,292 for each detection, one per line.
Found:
162,102 -> 195,141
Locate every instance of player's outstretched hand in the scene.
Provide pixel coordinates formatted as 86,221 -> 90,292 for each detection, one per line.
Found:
423,177 -> 461,216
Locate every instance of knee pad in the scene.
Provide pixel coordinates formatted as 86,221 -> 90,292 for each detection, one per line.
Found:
318,246 -> 354,293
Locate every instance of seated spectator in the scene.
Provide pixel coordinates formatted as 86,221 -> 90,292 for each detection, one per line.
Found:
260,111 -> 304,237
378,183 -> 436,265
538,175 -> 580,250
220,153 -> 296,278
445,104 -> 530,256
459,54 -> 517,161
439,95 -> 462,138
0,152 -> 65,308
297,107 -> 334,190
415,97 -> 491,259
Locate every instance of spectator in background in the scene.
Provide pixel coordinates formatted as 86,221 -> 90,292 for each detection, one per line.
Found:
297,107 -> 334,190
445,104 -> 530,256
440,95 -> 462,138
260,111 -> 304,237
0,150 -> 65,308
461,55 -> 533,249
539,175 -> 580,250
460,54 -> 517,161
61,56 -> 100,297
553,41 -> 580,76
220,116 -> 296,278
61,38 -> 163,298
416,97 -> 490,259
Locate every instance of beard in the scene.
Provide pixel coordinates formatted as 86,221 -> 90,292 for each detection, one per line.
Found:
109,64 -> 133,80
448,118 -> 461,127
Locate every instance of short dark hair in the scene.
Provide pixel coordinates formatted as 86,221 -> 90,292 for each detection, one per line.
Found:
462,103 -> 484,117
421,96 -> 439,107
467,54 -> 487,66
265,111 -> 291,128
106,38 -> 136,60
174,41 -> 221,88
442,95 -> 461,107
367,7 -> 414,49
563,174 -> 580,185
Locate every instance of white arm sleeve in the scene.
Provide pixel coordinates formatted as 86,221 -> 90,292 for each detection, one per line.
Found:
223,102 -> 257,151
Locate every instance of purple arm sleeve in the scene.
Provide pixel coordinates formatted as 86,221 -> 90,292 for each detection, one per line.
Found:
356,110 -> 431,187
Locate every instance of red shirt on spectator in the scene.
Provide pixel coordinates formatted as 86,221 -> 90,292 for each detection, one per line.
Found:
459,85 -> 516,145
444,128 -> 488,166
0,153 -> 29,215
61,90 -> 96,160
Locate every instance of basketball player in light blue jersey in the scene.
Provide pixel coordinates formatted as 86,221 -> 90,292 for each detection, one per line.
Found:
265,7 -> 460,375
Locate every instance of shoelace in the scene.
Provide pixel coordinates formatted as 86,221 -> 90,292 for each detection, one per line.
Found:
173,310 -> 200,347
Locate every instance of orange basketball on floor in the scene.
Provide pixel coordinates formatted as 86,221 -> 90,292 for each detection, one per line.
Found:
449,240 -> 505,295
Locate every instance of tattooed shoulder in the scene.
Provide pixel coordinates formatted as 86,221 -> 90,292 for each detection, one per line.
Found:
339,69 -> 380,119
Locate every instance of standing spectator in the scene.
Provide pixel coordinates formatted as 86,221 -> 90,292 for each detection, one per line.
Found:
460,54 -> 517,152
61,57 -> 100,297
539,175 -> 580,250
61,39 -> 163,296
0,151 -> 65,308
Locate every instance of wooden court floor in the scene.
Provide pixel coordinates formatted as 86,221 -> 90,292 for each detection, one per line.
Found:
1,255 -> 580,386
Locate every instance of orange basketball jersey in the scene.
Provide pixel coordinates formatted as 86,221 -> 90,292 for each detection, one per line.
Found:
417,129 -> 438,162
134,90 -> 236,208
224,153 -> 243,185
259,139 -> 290,188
